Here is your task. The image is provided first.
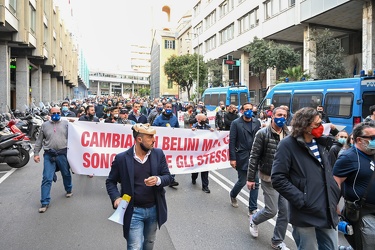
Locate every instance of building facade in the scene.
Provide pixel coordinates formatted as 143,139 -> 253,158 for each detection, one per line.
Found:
0,0 -> 87,112
187,0 -> 369,104
89,71 -> 149,97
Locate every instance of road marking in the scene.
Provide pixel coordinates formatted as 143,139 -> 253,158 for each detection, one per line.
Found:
0,168 -> 17,184
210,170 -> 293,240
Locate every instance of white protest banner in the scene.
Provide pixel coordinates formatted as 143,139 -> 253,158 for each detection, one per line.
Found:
67,122 -> 230,176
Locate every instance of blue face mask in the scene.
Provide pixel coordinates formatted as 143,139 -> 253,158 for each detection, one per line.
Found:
274,117 -> 286,128
165,109 -> 172,115
337,138 -> 347,145
51,114 -> 61,122
243,110 -> 253,119
196,109 -> 201,114
62,106 -> 68,112
158,107 -> 163,112
367,139 -> 375,150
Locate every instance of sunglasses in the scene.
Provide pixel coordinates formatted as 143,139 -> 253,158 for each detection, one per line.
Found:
361,135 -> 375,140
52,112 -> 61,115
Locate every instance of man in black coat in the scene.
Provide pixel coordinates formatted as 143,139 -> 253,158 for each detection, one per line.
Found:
106,124 -> 172,248
229,103 -> 261,216
271,107 -> 341,250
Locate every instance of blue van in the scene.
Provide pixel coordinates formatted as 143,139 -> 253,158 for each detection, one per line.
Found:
259,77 -> 375,133
202,85 -> 250,111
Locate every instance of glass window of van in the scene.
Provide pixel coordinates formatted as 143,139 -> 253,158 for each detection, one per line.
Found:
292,93 -> 322,113
272,94 -> 291,108
240,92 -> 248,105
211,94 -> 219,106
361,92 -> 375,118
230,93 -> 238,105
203,95 -> 211,106
219,94 -> 226,105
325,93 -> 353,118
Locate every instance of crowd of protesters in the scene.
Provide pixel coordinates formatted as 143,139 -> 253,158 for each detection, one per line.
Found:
35,95 -> 375,250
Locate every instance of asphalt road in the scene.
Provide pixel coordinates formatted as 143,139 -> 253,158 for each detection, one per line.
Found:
0,157 -> 349,250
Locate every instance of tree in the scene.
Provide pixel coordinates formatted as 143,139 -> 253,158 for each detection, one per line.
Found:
138,88 -> 150,97
164,54 -> 207,101
244,37 -> 300,87
206,59 -> 222,87
309,29 -> 346,79
278,65 -> 310,83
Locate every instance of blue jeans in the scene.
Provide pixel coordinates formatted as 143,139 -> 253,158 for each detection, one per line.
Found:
230,169 -> 259,212
252,180 -> 288,245
292,226 -> 338,250
41,153 -> 72,205
127,206 -> 158,250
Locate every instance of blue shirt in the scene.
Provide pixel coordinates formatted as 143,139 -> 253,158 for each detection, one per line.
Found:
333,146 -> 375,204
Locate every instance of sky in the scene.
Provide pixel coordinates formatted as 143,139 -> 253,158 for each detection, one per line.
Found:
70,0 -> 194,72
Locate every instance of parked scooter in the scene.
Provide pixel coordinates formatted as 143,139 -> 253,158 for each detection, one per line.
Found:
0,132 -> 30,168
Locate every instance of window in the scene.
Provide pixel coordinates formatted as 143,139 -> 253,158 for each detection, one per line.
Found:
219,94 -> 226,104
265,0 -> 292,19
238,8 -> 258,34
195,22 -> 203,35
205,10 -> 216,30
219,0 -> 234,18
219,23 -> 234,45
44,26 -> 48,48
165,40 -> 175,49
362,92 -> 375,118
230,93 -> 238,105
30,4 -> 36,34
240,93 -> 248,105
194,1 -> 201,17
205,35 -> 216,52
167,79 -> 173,89
292,93 -> 323,113
272,94 -> 291,108
9,0 -> 16,14
325,93 -> 353,118
211,94 -> 219,106
203,95 -> 210,106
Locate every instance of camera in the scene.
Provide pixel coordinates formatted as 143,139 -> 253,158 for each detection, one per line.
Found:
338,220 -> 354,235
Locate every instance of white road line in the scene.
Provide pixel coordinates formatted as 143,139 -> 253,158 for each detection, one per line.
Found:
210,170 -> 293,240
0,168 -> 17,184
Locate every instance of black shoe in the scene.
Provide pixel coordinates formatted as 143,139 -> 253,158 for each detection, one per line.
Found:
202,187 -> 210,193
169,180 -> 179,187
192,179 -> 196,185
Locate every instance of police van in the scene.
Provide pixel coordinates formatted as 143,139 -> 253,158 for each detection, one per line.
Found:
259,77 -> 375,133
202,85 -> 250,111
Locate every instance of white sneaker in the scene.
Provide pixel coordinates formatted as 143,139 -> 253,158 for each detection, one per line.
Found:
249,218 -> 258,237
271,242 -> 290,250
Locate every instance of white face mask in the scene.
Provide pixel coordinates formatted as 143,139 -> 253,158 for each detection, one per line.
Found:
114,114 -> 119,118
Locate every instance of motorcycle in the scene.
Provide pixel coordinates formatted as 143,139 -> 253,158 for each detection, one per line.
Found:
7,119 -> 33,153
0,132 -> 30,168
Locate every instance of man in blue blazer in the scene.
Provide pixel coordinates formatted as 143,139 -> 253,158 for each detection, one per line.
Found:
229,103 -> 261,217
106,123 -> 172,249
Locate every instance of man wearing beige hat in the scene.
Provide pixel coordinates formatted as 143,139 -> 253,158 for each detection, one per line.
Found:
106,123 -> 172,249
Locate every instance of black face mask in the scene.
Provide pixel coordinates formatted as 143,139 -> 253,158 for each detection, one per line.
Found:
221,107 -> 225,110
140,142 -> 150,153
253,111 -> 258,115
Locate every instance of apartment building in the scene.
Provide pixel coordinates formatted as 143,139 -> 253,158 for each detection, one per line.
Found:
0,0 -> 88,112
187,0 -> 368,104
